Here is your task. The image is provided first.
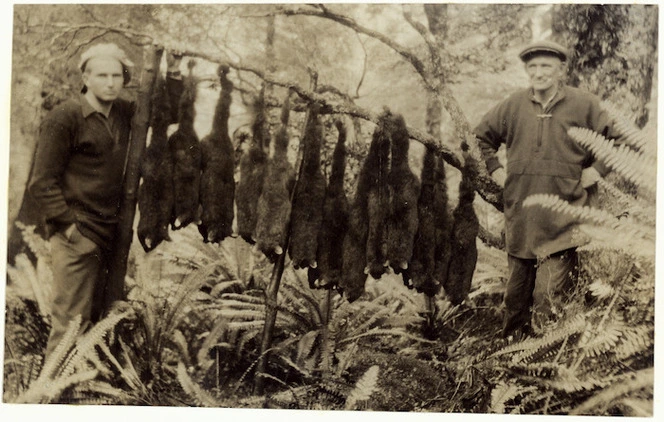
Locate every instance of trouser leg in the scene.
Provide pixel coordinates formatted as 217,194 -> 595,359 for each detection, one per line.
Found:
502,254 -> 537,337
532,248 -> 578,324
45,228 -> 103,360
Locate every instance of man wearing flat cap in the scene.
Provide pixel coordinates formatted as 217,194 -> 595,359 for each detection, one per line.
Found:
28,43 -> 183,358
474,40 -> 620,339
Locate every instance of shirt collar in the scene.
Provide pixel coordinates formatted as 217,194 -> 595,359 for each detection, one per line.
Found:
529,84 -> 567,106
80,94 -> 114,118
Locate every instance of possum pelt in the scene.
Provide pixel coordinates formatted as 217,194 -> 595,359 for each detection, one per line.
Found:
236,89 -> 269,244
364,111 -> 393,279
168,59 -> 201,230
198,64 -> 235,243
289,103 -> 326,271
444,141 -> 479,305
386,113 -> 420,278
254,93 -> 295,262
311,119 -> 349,289
410,149 -> 451,296
340,113 -> 390,301
137,73 -> 174,252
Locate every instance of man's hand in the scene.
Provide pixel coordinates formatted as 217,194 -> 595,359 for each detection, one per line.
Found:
63,223 -> 77,240
492,167 -> 507,188
581,167 -> 601,189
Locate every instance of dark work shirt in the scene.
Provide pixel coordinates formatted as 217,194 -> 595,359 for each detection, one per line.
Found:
28,78 -> 183,250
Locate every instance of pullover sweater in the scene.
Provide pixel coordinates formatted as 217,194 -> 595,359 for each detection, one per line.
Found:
474,85 -> 620,259
29,78 -> 182,250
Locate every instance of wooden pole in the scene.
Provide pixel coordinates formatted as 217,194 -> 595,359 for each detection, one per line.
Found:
106,45 -> 164,310
254,72 -> 318,395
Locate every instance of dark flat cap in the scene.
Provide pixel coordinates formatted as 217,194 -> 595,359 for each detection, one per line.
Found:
519,40 -> 568,62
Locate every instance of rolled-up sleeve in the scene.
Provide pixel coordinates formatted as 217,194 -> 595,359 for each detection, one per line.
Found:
474,102 -> 507,175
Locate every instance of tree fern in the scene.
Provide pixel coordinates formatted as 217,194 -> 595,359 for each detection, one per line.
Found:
599,101 -> 653,154
567,127 -> 655,195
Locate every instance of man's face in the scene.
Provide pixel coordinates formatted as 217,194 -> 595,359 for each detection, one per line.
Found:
82,57 -> 124,103
525,55 -> 565,93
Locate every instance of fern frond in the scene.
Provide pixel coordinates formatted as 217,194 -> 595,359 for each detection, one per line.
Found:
220,292 -> 265,305
296,330 -> 321,365
523,194 -> 622,229
567,127 -> 655,194
16,369 -> 98,403
177,361 -> 219,407
59,311 -> 129,379
490,313 -> 586,361
580,323 -> 624,358
345,365 -> 379,410
597,178 -> 655,226
570,368 -> 652,415
599,101 -> 652,153
338,328 -> 432,345
490,382 -> 538,414
587,279 -> 615,300
613,325 -> 653,360
37,314 -> 82,382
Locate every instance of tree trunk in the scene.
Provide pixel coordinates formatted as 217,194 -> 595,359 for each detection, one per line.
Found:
105,46 -> 163,310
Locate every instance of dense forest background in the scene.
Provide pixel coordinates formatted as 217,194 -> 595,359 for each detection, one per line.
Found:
2,3 -> 659,416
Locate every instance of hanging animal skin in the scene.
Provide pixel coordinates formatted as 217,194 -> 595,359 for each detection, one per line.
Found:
444,141 -> 479,305
386,113 -> 420,277
198,64 -> 235,243
313,119 -> 349,289
289,103 -> 327,271
254,93 -> 295,262
138,73 -> 174,252
169,59 -> 201,230
364,110 -> 392,280
340,112 -> 390,300
236,88 -> 269,244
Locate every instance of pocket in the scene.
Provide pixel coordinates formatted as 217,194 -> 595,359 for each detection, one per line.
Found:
67,227 -> 99,255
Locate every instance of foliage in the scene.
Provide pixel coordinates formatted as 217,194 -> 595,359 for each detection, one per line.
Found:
552,4 -> 657,127
477,100 -> 655,416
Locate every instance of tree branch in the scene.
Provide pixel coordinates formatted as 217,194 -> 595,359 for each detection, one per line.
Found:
279,5 -> 430,85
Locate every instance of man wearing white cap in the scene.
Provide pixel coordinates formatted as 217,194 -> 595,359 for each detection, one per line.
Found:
28,43 -> 182,358
474,40 -> 620,339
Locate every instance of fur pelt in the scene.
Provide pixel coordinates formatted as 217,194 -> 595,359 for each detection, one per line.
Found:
444,141 -> 479,305
289,103 -> 327,271
169,59 -> 201,230
340,112 -> 391,300
313,119 -> 349,289
254,93 -> 295,262
198,64 -> 235,243
236,89 -> 269,244
364,111 -> 392,279
386,113 -> 420,276
137,73 -> 173,252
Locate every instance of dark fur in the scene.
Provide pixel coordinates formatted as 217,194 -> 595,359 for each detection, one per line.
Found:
365,111 -> 392,279
198,64 -> 235,243
254,94 -> 295,262
236,90 -> 269,244
386,114 -> 420,276
169,60 -> 201,230
432,155 -> 453,293
314,119 -> 349,289
289,103 -> 327,270
137,74 -> 173,252
340,113 -> 390,300
408,147 -> 438,295
444,142 -> 479,305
